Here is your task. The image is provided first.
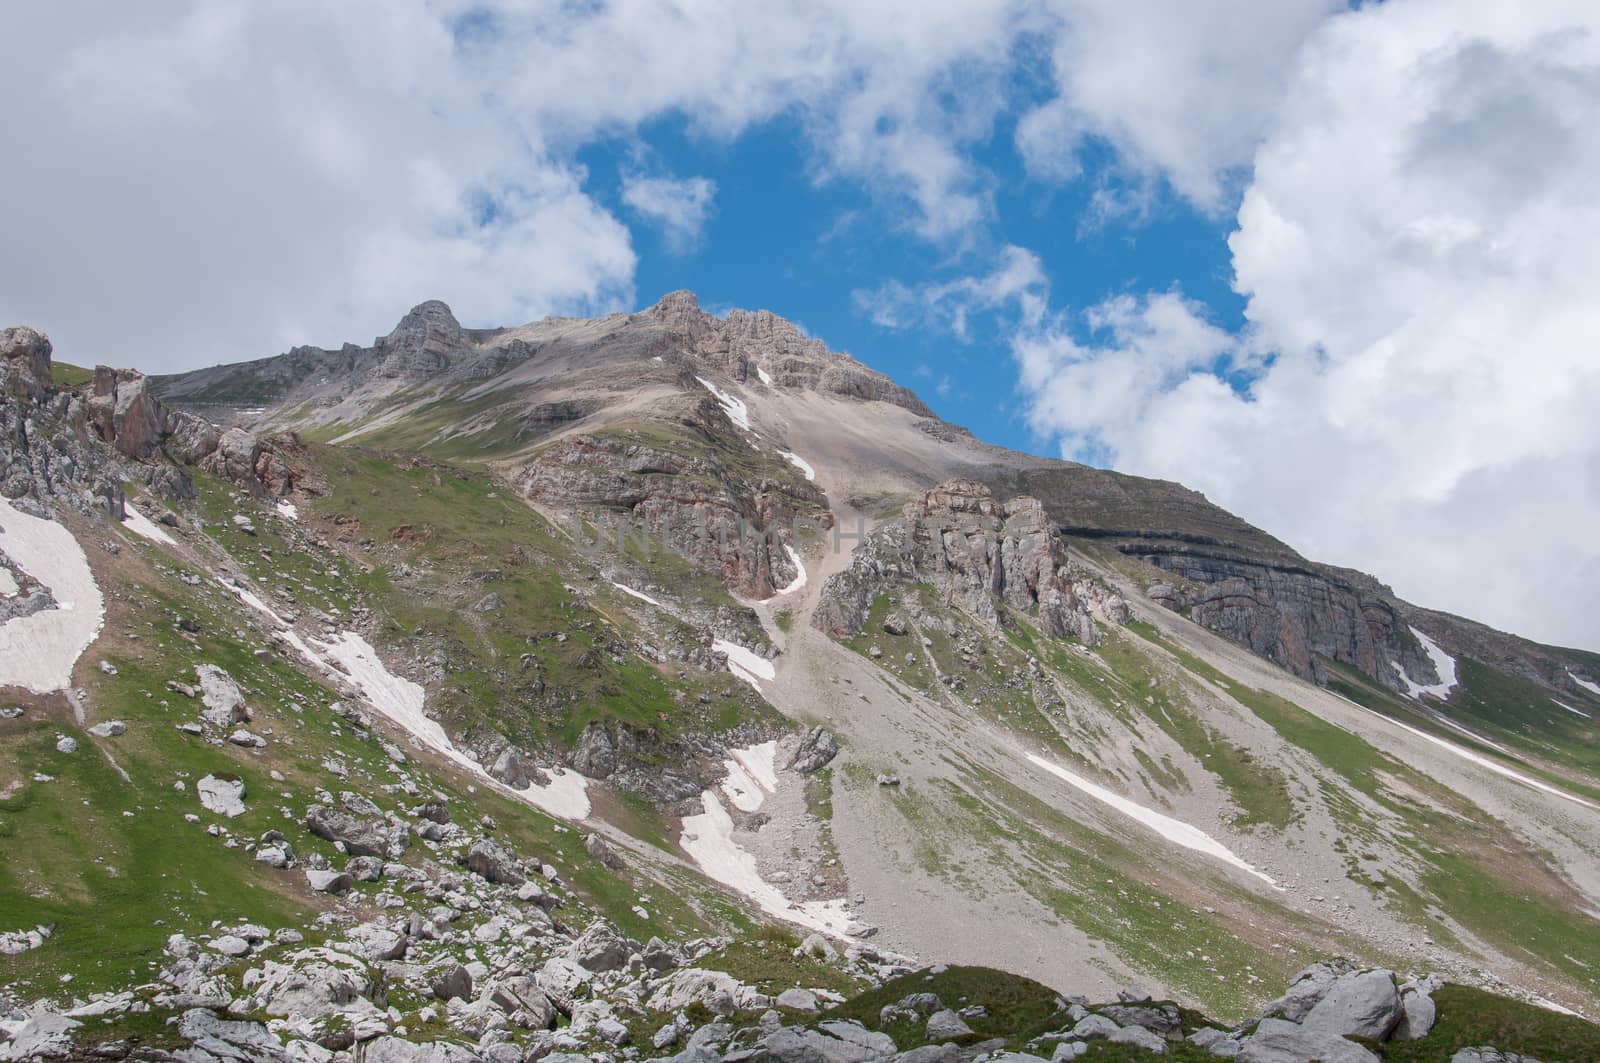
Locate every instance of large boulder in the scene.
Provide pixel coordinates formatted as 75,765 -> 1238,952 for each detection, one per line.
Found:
1238,1018 -> 1378,1063
788,726 -> 839,773
463,838 -> 525,885
566,921 -> 631,972
239,947 -> 377,1019
1300,969 -> 1401,1041
486,975 -> 557,1029
304,805 -> 404,859
1261,960 -> 1355,1023
0,327 -> 52,389
196,665 -> 249,727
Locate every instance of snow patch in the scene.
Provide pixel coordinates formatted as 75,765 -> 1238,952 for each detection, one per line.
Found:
1553,699 -> 1592,719
610,581 -> 663,608
0,568 -> 16,597
1026,753 -> 1277,886
1372,712 -> 1599,811
756,366 -> 774,386
1391,627 -> 1458,700
713,639 -> 775,689
220,580 -> 287,627
772,545 -> 807,597
680,789 -> 854,936
719,741 -> 779,812
121,508 -> 176,546
0,499 -> 105,693
779,450 -> 816,481
1569,670 -> 1600,698
276,501 -> 299,521
695,376 -> 751,430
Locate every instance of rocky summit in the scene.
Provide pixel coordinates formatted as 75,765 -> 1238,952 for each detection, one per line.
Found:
0,294 -> 1597,1062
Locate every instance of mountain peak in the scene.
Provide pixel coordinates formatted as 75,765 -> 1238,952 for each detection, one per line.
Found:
382,299 -> 466,357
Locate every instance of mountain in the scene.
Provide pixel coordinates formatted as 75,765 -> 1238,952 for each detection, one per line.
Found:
0,296 -> 1598,1062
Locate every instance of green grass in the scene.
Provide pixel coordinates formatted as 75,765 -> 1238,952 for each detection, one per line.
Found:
51,360 -> 94,388
1383,984 -> 1600,1063
825,965 -> 1068,1050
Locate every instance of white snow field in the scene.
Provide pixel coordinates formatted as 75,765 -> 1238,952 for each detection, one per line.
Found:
1391,627 -> 1458,700
695,376 -> 751,430
756,366 -> 774,386
719,741 -> 779,812
609,581 -> 663,608
121,508 -> 177,546
1569,670 -> 1600,698
712,639 -> 776,690
1026,753 -> 1277,886
680,789 -> 854,936
0,568 -> 16,597
778,450 -> 816,481
0,499 -> 105,693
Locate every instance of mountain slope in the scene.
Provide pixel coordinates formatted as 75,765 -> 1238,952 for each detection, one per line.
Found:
2,295 -> 1598,1059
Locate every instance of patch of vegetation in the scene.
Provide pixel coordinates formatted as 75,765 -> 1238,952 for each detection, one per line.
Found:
825,965 -> 1066,1050
1384,984 -> 1600,1063
775,609 -> 795,634
51,360 -> 94,388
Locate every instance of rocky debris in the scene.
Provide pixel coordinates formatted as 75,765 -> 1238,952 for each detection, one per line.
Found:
305,804 -> 408,859
584,832 -> 624,869
788,726 -> 839,773
464,838 -> 526,885
488,745 -> 541,789
197,774 -> 247,818
305,868 -> 354,893
196,664 -> 249,727
0,1010 -> 79,1061
86,720 -> 125,737
815,480 -> 1099,645
0,924 -> 52,955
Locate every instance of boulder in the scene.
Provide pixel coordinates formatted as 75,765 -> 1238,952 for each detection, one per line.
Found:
487,975 -> 557,1029
304,805 -> 402,859
196,665 -> 249,727
1300,969 -> 1401,1041
1393,986 -> 1438,1042
430,964 -> 473,1002
925,1009 -> 973,1041
197,775 -> 246,818
788,726 -> 839,773
1238,1018 -> 1378,1063
566,920 -> 630,972
1262,960 -> 1355,1023
776,987 -> 820,1012
463,838 -> 525,885
305,868 -> 354,894
571,720 -> 617,779
584,832 -> 624,869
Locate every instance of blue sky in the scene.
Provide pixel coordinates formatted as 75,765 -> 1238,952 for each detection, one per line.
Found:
6,0 -> 1599,648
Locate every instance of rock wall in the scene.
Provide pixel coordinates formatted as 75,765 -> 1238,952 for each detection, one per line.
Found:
816,479 -> 1101,644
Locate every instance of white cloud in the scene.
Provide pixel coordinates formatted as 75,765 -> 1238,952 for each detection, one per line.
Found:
621,175 -> 717,253
853,245 -> 1048,339
1018,0 -> 1600,648
1018,0 -> 1343,210
1,1 -> 637,367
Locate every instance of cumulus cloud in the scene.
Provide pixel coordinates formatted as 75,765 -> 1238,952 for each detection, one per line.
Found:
621,175 -> 717,253
1018,0 -> 1600,647
853,245 -> 1048,339
1018,0 -> 1342,209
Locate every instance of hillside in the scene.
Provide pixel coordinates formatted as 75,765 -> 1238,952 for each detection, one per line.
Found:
1,297 -> 1597,1062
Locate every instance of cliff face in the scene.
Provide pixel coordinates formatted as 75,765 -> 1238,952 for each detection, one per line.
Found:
0,326 -> 294,513
816,479 -> 1106,644
515,399 -> 830,600
1134,547 -> 1437,692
